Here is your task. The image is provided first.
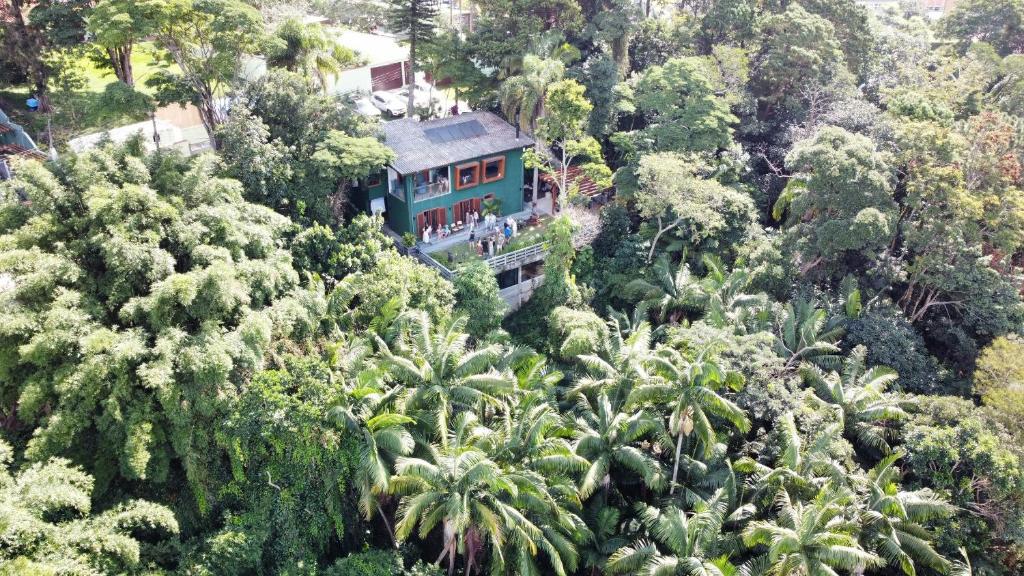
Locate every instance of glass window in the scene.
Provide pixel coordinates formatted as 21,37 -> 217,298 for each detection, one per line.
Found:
455,163 -> 479,190
387,168 -> 404,201
482,156 -> 505,183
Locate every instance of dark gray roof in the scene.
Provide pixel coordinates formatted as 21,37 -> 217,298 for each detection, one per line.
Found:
381,111 -> 535,175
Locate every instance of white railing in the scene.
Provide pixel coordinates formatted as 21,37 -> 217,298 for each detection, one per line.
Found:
485,242 -> 547,272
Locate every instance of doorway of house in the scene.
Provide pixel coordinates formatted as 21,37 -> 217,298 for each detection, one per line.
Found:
453,197 -> 481,224
416,207 -> 447,232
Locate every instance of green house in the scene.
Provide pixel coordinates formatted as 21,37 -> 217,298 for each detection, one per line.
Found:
353,111 -> 535,236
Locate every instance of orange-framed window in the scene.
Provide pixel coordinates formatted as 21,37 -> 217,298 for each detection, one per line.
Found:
455,162 -> 480,190
481,156 -> 506,183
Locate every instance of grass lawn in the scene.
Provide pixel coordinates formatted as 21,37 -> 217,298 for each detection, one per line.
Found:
0,43 -> 175,148
441,216 -> 552,268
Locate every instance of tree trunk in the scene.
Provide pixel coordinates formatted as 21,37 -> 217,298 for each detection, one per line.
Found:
647,215 -> 680,263
670,431 -> 684,495
611,32 -> 630,80
108,45 -> 136,86
195,87 -> 222,150
559,146 -> 568,210
407,18 -> 417,117
376,501 -> 399,549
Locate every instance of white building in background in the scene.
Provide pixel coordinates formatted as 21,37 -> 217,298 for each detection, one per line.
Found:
331,30 -> 412,95
68,104 -> 212,156
239,29 -> 415,96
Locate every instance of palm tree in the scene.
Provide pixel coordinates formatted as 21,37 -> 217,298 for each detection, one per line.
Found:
857,453 -> 954,575
328,378 -> 413,546
573,393 -> 666,500
389,412 -> 576,576
631,347 -> 751,494
699,255 -> 770,331
375,311 -> 515,445
607,501 -> 734,576
499,346 -> 565,396
801,346 -> 908,455
735,414 -> 850,504
567,317 -> 659,411
499,54 -> 566,133
489,395 -> 589,479
773,299 -> 844,372
742,488 -> 882,576
579,505 -> 629,576
268,18 -> 356,92
626,257 -> 703,324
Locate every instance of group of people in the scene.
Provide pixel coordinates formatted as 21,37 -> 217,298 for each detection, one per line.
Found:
468,216 -> 518,258
420,211 -> 520,259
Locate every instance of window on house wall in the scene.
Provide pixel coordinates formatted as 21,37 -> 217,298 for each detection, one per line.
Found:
387,168 -> 403,201
366,171 -> 382,187
455,162 -> 480,190
482,156 -> 505,183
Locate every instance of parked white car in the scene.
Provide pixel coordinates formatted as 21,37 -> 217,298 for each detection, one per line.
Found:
370,91 -> 406,117
350,96 -> 382,118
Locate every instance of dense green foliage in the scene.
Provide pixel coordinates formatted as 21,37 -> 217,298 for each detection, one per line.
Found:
3,0 -> 1024,574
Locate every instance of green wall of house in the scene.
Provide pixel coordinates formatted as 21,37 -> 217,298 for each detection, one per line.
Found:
363,148 -> 527,235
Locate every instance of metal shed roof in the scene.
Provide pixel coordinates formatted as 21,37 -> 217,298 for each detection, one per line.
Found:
382,111 -> 535,175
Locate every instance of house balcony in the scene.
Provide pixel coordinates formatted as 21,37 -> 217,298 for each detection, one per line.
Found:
413,180 -> 450,201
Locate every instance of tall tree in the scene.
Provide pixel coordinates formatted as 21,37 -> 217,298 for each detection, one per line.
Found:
573,392 -> 666,500
87,0 -> 160,87
148,0 -> 266,148
0,439 -> 180,574
941,0 -> 1024,56
387,0 -> 437,116
498,54 -> 565,134
375,311 -> 514,444
0,147 -> 319,511
857,453 -> 954,576
607,501 -> 732,576
389,412 -> 576,576
632,152 -> 746,263
633,56 -> 738,153
532,79 -> 612,207
1,0 -> 91,107
774,126 -> 895,277
328,352 -> 414,547
749,3 -> 845,123
632,348 -> 750,493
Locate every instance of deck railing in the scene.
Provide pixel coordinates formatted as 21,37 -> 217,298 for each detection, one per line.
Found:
415,250 -> 455,280
484,242 -> 547,272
